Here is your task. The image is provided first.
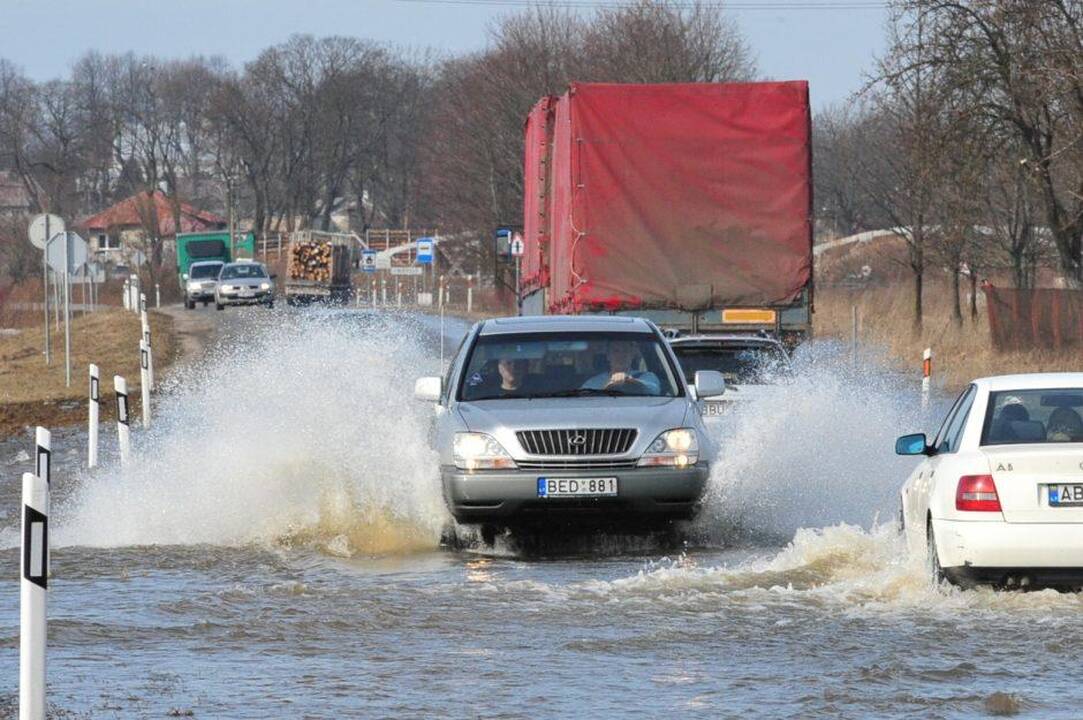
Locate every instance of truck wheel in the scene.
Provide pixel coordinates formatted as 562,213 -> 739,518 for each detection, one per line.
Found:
185,299 -> 194,310
216,302 -> 224,311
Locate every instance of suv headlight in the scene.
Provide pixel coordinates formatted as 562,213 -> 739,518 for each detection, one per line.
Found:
219,284 -> 233,292
187,281 -> 201,291
454,432 -> 516,471
638,428 -> 698,468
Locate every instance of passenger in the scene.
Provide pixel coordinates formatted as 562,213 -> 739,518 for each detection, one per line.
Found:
582,340 -> 660,394
496,358 -> 531,396
1046,407 -> 1083,442
989,402 -> 1030,443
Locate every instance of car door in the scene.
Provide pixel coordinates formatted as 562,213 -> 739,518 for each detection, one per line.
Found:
903,386 -> 975,541
918,385 -> 977,525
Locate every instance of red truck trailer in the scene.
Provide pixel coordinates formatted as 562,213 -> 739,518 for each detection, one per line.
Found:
521,81 -> 813,343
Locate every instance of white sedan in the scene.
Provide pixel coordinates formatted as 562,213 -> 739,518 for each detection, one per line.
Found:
897,373 -> 1083,590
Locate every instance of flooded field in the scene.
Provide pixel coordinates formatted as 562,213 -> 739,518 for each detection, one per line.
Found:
1,309 -> 1079,719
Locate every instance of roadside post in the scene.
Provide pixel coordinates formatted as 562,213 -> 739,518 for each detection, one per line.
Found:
438,275 -> 444,310
922,348 -> 932,410
29,214 -> 64,366
155,283 -> 160,309
20,470 -> 48,720
115,376 -> 130,463
35,427 -> 51,489
467,275 -> 474,314
88,365 -> 100,468
122,280 -> 130,310
381,277 -> 387,306
851,305 -> 859,368
140,297 -> 154,391
510,232 -> 525,316
140,339 -> 151,429
371,280 -> 377,306
397,281 -> 402,308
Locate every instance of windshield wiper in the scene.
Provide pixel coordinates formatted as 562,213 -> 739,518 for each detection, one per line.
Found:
528,388 -> 630,398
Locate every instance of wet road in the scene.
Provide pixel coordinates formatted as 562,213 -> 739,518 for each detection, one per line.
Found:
1,307 -> 1080,719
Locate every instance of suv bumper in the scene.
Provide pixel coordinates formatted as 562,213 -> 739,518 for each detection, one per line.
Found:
441,463 -> 709,525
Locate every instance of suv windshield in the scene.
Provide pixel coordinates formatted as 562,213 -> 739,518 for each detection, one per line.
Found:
459,331 -> 681,401
220,264 -> 267,280
671,343 -> 789,385
982,388 -> 1083,445
190,263 -> 223,279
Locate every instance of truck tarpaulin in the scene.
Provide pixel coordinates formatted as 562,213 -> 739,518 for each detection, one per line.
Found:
522,97 -> 555,293
541,81 -> 812,312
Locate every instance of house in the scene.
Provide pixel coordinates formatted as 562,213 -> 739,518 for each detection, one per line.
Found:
81,190 -> 226,266
0,170 -> 35,216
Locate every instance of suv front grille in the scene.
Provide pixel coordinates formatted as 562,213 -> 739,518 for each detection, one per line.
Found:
516,429 -> 637,456
517,459 -> 638,470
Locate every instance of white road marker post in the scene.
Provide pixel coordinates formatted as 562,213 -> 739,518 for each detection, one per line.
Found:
115,376 -> 130,463
34,427 -> 51,489
139,339 -> 151,429
140,302 -> 154,391
922,348 -> 932,410
155,283 -> 160,309
20,470 -> 48,720
88,364 -> 100,468
397,281 -> 402,308
467,275 -> 474,314
122,279 -> 130,310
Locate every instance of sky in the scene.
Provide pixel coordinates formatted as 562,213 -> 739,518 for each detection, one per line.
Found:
0,0 -> 888,109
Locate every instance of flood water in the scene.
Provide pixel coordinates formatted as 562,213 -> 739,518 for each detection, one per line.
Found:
1,309 -> 1080,719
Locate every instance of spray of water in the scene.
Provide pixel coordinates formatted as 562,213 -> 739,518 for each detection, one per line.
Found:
56,310 -> 450,555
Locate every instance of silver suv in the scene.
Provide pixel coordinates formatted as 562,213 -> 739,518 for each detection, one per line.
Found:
414,316 -> 725,536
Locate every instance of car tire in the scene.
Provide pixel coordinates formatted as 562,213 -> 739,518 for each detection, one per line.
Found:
927,522 -> 947,588
216,302 -> 224,311
480,524 -> 498,546
185,299 -> 194,310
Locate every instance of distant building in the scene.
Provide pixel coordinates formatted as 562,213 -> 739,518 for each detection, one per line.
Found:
0,170 -> 36,216
81,190 -> 225,266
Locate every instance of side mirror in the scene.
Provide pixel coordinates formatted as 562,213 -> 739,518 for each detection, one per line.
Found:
270,273 -> 278,280
693,370 -> 726,399
414,376 -> 443,402
895,433 -> 930,456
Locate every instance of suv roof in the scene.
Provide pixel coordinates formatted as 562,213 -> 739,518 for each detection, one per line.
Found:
479,315 -> 654,336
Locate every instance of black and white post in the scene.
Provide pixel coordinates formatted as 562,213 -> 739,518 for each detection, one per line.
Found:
20,470 -> 49,720
88,364 -> 99,468
35,427 -> 50,488
140,298 -> 154,391
115,375 -> 130,463
139,339 -> 151,429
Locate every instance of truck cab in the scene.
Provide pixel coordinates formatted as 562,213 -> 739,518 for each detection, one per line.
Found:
176,232 -> 255,297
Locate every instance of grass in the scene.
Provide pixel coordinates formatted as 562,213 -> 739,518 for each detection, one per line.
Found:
0,308 -> 175,436
815,282 -> 1081,392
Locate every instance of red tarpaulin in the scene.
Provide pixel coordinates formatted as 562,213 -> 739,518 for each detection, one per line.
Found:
522,97 -> 555,293
984,285 -> 1083,350
537,81 -> 812,312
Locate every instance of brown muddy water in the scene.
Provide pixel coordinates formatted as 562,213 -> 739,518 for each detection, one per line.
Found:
1,309 -> 1079,719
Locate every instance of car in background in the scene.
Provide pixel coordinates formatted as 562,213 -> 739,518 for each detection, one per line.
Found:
183,260 -> 224,309
896,373 -> 1083,590
667,334 -> 791,418
215,261 -> 275,310
413,315 -> 724,543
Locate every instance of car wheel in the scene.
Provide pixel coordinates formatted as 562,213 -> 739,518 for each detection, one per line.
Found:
185,299 -> 194,310
216,302 -> 224,311
480,524 -> 499,546
927,522 -> 947,587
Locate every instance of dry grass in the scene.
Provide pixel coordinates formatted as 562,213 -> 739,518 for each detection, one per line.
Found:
0,309 -> 176,435
815,282 -> 1081,391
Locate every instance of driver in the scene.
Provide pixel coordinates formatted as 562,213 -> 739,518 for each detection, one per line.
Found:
581,340 -> 660,394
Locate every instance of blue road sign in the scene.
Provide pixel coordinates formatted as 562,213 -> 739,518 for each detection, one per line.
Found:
361,249 -> 377,273
416,238 -> 434,265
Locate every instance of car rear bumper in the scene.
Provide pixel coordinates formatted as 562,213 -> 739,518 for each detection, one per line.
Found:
935,518 -> 1083,585
441,464 -> 709,525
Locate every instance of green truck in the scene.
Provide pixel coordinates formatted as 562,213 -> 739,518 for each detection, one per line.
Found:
176,231 -> 255,284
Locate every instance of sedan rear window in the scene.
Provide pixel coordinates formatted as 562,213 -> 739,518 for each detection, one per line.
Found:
982,389 -> 1083,445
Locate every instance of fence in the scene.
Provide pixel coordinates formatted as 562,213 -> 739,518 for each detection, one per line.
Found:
983,286 -> 1083,351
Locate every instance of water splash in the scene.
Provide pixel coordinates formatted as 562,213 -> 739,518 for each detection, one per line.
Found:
57,310 -> 452,554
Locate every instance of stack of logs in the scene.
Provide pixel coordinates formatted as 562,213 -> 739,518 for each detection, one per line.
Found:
287,241 -> 334,282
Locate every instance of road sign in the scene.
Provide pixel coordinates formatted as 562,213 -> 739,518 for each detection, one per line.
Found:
361,249 -> 377,273
416,238 -> 434,264
390,266 -> 423,276
28,214 -> 65,250
45,232 -> 88,275
375,254 -> 392,270
510,233 -> 525,257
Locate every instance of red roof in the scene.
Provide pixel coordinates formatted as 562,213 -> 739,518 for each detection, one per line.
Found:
82,190 -> 225,235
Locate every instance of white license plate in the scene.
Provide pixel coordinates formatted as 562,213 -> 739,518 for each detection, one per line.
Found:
239,290 -> 254,297
1049,484 -> 1083,506
537,477 -> 617,498
701,401 -> 728,417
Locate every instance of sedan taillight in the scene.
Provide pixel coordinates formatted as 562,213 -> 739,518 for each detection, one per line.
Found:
956,474 -> 1002,512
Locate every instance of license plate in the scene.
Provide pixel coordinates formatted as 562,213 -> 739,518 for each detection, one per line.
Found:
701,401 -> 728,417
537,477 -> 617,498
1049,484 -> 1083,506
239,290 -> 254,297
